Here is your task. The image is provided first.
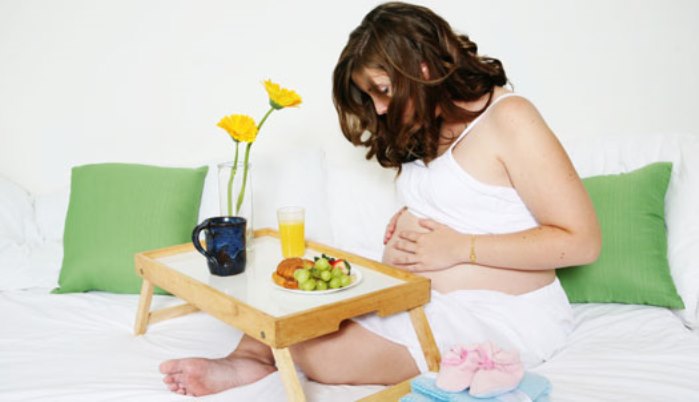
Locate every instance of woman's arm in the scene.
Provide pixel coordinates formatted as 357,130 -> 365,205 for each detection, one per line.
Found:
390,97 -> 601,272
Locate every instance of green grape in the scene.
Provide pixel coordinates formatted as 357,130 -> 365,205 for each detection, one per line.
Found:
315,281 -> 328,291
294,269 -> 310,283
340,275 -> 352,287
300,278 -> 317,291
314,257 -> 331,271
331,267 -> 344,278
311,268 -> 321,279
320,270 -> 332,282
328,277 -> 342,289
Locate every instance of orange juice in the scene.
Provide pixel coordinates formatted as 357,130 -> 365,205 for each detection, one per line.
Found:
279,220 -> 305,257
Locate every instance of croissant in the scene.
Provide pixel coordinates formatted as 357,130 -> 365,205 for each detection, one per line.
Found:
272,257 -> 314,289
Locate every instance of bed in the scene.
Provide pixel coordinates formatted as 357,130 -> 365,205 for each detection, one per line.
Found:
2,132 -> 699,401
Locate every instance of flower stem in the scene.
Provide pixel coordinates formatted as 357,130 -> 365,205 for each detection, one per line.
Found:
257,107 -> 274,131
236,142 -> 253,214
234,106 -> 275,215
227,141 -> 240,216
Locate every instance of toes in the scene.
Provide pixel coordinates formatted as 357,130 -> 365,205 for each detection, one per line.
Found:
162,376 -> 183,393
171,372 -> 192,390
161,362 -> 188,394
159,359 -> 181,374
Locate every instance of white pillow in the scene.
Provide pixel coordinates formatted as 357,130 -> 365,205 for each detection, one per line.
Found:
561,132 -> 699,328
25,241 -> 63,288
33,186 -> 70,243
0,241 -> 63,290
324,149 -> 401,261
0,176 -> 38,244
0,176 -> 47,290
0,243 -> 34,290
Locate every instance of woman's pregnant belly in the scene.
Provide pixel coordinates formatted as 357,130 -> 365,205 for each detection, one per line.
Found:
382,210 -> 554,295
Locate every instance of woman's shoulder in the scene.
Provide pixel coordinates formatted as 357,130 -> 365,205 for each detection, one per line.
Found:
480,92 -> 561,162
489,91 -> 540,120
485,92 -> 550,140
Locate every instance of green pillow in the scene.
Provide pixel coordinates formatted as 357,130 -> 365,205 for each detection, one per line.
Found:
53,163 -> 208,294
557,162 -> 684,308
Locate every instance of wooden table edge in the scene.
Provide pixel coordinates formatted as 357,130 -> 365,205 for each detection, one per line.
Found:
135,251 -> 432,348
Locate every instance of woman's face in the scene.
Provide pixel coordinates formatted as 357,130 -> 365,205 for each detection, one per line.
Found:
351,67 -> 393,116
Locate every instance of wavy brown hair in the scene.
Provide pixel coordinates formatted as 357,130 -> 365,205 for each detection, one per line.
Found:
332,2 -> 508,169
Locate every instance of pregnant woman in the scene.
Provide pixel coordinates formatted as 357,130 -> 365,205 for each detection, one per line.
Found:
158,2 -> 601,396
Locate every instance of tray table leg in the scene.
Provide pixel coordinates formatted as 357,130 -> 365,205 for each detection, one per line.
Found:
271,347 -> 306,402
149,303 -> 199,325
134,279 -> 154,335
408,306 -> 441,372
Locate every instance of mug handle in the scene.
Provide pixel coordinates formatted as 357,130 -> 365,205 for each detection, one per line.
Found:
191,220 -> 217,266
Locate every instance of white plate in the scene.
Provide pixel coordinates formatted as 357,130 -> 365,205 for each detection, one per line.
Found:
272,267 -> 363,295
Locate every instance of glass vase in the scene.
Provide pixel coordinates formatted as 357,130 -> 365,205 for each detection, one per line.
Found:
217,161 -> 253,246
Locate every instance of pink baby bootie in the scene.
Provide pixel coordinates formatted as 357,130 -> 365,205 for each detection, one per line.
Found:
468,342 -> 525,398
435,345 -> 480,392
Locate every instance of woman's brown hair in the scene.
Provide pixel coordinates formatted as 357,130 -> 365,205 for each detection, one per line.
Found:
332,1 -> 508,169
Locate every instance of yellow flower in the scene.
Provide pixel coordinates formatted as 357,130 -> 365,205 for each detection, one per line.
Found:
263,79 -> 302,110
217,80 -> 302,215
217,114 -> 258,143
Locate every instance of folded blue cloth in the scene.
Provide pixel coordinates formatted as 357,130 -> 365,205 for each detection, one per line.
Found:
409,372 -> 551,402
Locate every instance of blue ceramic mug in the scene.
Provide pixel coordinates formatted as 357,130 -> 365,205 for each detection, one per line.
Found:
192,216 -> 247,276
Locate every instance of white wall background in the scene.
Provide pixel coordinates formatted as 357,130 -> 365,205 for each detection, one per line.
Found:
1,0 -> 698,195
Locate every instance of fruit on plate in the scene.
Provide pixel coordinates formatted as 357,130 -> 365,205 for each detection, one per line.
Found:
297,254 -> 354,291
330,258 -> 351,275
314,257 -> 331,271
274,254 -> 355,292
272,257 -> 314,289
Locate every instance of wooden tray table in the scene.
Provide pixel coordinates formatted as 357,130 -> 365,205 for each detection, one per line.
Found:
133,228 -> 440,402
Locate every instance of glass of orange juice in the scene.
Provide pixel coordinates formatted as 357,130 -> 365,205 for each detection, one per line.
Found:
277,206 -> 305,258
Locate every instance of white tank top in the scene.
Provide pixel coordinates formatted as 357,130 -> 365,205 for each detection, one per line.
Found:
396,93 -> 538,235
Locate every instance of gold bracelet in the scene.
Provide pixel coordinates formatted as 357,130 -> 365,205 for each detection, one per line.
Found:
469,235 -> 477,264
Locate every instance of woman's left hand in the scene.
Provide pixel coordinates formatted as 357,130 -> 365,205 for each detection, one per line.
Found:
390,219 -> 467,272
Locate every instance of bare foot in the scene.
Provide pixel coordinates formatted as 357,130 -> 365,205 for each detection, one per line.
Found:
159,355 -> 277,396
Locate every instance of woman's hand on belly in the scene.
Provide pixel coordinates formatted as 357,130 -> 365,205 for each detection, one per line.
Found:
383,211 -> 557,295
383,206 -> 408,245
383,212 -> 467,272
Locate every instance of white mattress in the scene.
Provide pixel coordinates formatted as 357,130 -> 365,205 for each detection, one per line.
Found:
0,289 -> 383,402
532,303 -> 699,401
1,288 -> 698,402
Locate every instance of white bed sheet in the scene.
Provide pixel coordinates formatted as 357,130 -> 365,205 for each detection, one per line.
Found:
1,289 -> 699,402
0,289 -> 382,402
533,303 -> 699,401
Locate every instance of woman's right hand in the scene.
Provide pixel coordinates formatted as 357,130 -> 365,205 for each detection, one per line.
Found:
383,206 -> 407,245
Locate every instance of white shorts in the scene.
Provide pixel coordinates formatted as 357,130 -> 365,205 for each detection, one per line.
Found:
352,278 -> 573,372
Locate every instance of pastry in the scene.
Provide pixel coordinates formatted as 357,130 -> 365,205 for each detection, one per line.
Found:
272,257 -> 313,289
